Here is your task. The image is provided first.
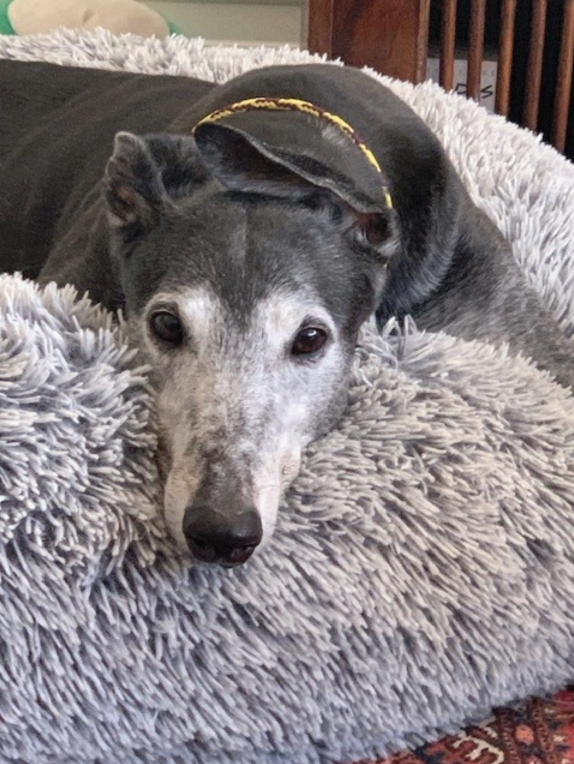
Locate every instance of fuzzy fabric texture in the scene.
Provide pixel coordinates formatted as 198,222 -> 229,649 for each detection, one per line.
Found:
0,29 -> 574,764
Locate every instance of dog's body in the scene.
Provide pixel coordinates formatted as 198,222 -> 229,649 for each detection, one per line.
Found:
1,60 -> 571,565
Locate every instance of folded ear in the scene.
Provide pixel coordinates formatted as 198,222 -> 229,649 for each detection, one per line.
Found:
193,121 -> 398,262
104,132 -> 165,233
104,132 -> 207,236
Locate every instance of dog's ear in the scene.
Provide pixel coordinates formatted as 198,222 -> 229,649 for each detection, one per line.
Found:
104,132 -> 166,232
104,132 -> 206,234
194,121 -> 398,260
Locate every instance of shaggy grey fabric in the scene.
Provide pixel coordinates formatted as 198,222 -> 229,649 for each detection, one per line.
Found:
0,29 -> 574,764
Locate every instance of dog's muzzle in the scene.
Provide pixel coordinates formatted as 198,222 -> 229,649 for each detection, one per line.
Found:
183,504 -> 263,567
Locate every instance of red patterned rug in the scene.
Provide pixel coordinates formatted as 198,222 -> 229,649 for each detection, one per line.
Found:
354,689 -> 574,764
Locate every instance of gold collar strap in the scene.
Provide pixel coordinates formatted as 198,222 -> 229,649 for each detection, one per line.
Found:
193,96 -> 393,209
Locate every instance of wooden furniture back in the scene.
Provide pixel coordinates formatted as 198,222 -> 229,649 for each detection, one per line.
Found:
308,0 -> 574,154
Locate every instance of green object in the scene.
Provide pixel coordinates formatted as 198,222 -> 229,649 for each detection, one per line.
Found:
0,0 -> 16,34
167,18 -> 184,36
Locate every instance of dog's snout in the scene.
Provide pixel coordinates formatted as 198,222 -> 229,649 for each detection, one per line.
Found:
183,506 -> 263,567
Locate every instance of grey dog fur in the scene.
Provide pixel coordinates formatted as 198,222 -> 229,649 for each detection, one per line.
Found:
0,30 -> 573,764
1,61 -> 572,389
1,53 -> 573,564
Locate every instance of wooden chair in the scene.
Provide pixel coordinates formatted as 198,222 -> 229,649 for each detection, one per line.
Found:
307,0 -> 574,155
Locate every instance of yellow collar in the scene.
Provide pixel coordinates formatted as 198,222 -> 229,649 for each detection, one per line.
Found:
193,96 -> 393,209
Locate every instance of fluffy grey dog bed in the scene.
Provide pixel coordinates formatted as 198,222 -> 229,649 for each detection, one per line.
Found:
1,29 -> 574,764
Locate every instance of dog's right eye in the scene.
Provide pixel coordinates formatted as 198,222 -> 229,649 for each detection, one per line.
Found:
149,311 -> 184,346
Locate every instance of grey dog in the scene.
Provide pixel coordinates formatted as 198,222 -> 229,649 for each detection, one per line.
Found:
0,60 -> 571,566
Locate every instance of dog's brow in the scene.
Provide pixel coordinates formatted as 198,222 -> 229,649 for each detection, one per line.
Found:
155,287 -> 222,339
255,293 -> 335,342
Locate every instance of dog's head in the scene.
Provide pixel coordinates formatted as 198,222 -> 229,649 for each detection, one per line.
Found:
104,110 -> 399,566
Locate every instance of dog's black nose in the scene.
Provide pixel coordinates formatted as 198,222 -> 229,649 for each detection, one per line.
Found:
183,506 -> 263,567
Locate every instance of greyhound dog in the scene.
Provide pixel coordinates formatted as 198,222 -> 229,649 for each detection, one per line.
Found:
1,60 -> 571,567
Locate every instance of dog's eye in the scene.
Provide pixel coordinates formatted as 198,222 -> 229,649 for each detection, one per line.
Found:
149,311 -> 184,346
291,327 -> 328,357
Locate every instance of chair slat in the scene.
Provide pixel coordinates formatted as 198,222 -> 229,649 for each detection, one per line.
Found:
523,0 -> 547,130
552,0 -> 574,152
440,0 -> 457,91
307,0 -> 334,59
467,0 -> 487,100
414,0 -> 431,82
495,0 -> 517,116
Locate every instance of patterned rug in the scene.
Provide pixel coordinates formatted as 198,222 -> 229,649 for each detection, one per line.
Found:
363,690 -> 574,764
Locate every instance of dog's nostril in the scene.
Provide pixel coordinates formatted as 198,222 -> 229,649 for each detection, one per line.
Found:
190,537 -> 210,550
183,506 -> 262,567
186,538 -> 218,564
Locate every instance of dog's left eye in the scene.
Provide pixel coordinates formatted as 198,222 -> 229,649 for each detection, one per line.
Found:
291,326 -> 328,357
149,311 -> 184,346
